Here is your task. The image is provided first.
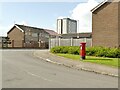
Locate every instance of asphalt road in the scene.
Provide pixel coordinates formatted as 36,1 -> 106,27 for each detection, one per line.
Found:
2,49 -> 118,88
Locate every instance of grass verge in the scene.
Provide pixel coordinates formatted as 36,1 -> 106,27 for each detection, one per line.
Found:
56,53 -> 119,68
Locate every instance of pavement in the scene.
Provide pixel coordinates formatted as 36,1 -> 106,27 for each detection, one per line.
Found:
33,49 -> 118,77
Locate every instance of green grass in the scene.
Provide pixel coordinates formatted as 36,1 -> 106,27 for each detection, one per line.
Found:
56,53 -> 119,68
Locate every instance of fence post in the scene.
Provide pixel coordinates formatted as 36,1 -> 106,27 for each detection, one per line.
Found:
55,37 -> 58,46
71,38 -> 73,46
49,38 -> 51,49
59,38 -> 61,46
84,38 -> 87,42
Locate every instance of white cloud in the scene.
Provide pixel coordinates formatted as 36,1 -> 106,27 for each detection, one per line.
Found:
0,21 -> 28,36
56,0 -> 99,33
70,0 -> 99,33
0,25 -> 13,36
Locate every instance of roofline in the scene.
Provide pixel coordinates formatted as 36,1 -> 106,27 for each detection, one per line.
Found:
7,24 -> 24,34
15,24 -> 44,30
15,24 -> 24,32
63,18 -> 77,22
61,32 -> 92,35
57,18 -> 77,22
91,0 -> 108,12
44,29 -> 59,36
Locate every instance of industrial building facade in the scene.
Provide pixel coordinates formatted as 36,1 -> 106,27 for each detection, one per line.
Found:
57,18 -> 77,34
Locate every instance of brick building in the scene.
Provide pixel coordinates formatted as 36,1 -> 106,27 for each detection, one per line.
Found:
91,0 -> 120,48
0,37 -> 8,48
7,24 -> 58,48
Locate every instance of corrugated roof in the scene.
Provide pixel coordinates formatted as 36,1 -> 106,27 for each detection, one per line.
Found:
44,29 -> 58,36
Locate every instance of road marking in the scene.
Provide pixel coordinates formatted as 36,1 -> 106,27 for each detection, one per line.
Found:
26,71 -> 66,85
26,71 -> 53,82
38,56 -> 46,60
33,52 -> 62,65
46,59 -> 62,65
46,59 -> 56,63
46,59 -> 51,62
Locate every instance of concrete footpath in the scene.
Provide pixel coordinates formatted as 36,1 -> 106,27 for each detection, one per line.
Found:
33,50 -> 118,77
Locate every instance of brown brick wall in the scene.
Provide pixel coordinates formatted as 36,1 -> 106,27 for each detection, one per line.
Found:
118,2 -> 120,47
8,27 -> 24,47
92,2 -> 119,48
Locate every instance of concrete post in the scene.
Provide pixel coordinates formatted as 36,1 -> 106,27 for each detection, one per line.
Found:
71,38 -> 73,46
59,38 -> 61,46
49,37 -> 51,49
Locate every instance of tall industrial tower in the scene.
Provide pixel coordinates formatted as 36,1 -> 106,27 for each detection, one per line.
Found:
57,18 -> 77,34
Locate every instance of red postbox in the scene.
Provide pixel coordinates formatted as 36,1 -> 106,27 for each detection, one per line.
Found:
80,42 -> 86,60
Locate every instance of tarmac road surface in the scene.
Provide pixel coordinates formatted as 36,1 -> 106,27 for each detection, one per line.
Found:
2,49 -> 118,88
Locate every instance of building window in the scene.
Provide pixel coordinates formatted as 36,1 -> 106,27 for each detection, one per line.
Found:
45,34 -> 49,38
32,33 -> 38,37
25,32 -> 31,36
29,32 -> 32,36
25,32 -> 28,35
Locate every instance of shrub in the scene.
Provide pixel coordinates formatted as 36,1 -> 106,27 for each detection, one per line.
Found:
50,46 -> 79,54
68,46 -> 80,55
50,46 -> 61,53
106,48 -> 120,58
50,46 -> 120,58
95,47 -> 109,57
60,46 -> 69,53
86,47 -> 98,56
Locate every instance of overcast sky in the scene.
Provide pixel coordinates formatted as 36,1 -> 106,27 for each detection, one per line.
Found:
0,0 -> 103,36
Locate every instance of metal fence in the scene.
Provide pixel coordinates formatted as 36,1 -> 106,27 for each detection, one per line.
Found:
49,38 -> 92,49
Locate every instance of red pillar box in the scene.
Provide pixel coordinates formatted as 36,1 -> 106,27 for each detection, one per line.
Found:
80,42 -> 86,60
